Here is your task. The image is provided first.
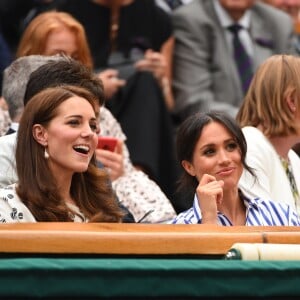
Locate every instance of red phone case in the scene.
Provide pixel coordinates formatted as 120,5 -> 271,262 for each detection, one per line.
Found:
97,136 -> 117,151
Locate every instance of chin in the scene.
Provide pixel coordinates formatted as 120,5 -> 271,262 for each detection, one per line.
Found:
73,164 -> 90,173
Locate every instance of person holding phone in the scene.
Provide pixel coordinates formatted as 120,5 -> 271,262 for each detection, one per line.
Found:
96,136 -> 123,181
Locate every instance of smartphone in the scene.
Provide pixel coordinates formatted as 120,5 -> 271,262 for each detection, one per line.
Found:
97,136 -> 118,152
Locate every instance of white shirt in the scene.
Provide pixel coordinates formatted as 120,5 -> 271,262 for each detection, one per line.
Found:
213,0 -> 254,57
239,126 -> 300,215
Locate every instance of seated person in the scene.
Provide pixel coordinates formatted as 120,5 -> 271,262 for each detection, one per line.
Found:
0,55 -> 176,223
171,111 -> 300,225
171,0 -> 296,123
237,54 -> 300,216
0,85 -> 124,222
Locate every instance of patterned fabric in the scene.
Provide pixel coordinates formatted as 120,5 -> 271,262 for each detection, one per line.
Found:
0,108 -> 10,136
99,107 -> 176,223
280,156 -> 300,213
0,184 -> 88,223
228,24 -> 253,94
171,191 -> 300,226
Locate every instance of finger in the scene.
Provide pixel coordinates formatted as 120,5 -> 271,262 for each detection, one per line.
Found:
199,174 -> 217,185
115,140 -> 123,154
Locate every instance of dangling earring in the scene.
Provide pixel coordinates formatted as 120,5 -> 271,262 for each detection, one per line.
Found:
44,148 -> 49,159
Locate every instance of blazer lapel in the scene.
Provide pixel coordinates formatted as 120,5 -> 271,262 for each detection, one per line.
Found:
250,10 -> 274,69
204,0 -> 242,100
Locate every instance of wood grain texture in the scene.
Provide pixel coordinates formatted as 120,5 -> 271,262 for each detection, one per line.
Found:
0,223 -> 299,255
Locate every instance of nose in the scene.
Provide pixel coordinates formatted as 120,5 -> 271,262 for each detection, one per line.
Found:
218,149 -> 230,164
81,124 -> 95,138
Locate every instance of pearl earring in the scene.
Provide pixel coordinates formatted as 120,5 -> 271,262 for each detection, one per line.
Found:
44,148 -> 49,159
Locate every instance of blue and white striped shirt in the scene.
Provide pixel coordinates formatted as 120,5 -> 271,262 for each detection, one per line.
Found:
172,192 -> 300,226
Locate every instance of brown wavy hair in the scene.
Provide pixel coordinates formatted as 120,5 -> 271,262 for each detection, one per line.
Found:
16,85 -> 124,222
16,11 -> 93,69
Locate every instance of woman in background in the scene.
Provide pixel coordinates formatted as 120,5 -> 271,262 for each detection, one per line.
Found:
237,54 -> 300,216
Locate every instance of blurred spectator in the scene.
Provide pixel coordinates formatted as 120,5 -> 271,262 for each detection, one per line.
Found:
2,55 -> 61,135
0,29 -> 11,95
261,1 -> 300,53
172,0 -> 297,124
0,0 -> 62,56
237,54 -> 300,216
0,97 -> 10,136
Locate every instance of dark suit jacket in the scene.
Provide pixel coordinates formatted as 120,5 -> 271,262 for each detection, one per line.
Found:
172,0 -> 296,120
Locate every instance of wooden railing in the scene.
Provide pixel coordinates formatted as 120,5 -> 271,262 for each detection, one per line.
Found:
0,223 -> 299,255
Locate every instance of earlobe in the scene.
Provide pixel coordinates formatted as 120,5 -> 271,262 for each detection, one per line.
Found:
32,124 -> 48,146
182,160 -> 196,177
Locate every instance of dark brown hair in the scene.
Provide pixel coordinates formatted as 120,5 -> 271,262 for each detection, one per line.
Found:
176,111 -> 255,193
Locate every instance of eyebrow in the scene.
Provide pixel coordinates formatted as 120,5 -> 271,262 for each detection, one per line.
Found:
65,115 -> 97,121
199,138 -> 235,151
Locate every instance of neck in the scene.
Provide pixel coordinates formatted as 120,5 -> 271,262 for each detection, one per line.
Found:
222,7 -> 246,22
58,182 -> 75,206
49,165 -> 74,205
218,188 -> 246,225
269,135 -> 298,160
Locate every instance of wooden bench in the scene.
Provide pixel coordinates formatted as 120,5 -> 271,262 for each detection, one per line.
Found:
0,223 -> 299,255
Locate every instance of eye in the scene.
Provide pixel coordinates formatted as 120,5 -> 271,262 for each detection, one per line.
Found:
203,148 -> 215,156
89,123 -> 98,132
226,141 -> 238,151
68,119 -> 80,126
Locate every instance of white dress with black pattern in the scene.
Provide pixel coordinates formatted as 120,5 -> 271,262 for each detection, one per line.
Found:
0,184 -> 87,223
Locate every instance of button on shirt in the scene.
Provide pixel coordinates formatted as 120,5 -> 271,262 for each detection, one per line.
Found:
172,191 -> 300,226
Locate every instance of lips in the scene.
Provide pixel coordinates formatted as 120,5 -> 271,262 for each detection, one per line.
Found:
216,167 -> 235,176
73,144 -> 90,155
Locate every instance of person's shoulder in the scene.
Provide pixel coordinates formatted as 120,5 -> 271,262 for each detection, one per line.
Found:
253,2 -> 293,23
0,184 -> 17,201
0,132 -> 17,151
242,126 -> 264,140
173,0 -> 205,16
172,0 -> 215,29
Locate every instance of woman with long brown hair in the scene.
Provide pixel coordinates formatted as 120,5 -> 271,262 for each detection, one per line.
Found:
0,85 -> 124,222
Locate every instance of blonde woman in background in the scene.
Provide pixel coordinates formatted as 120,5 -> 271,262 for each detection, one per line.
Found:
237,54 -> 300,215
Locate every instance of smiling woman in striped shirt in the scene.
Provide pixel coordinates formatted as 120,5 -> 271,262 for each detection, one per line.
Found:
172,111 -> 300,226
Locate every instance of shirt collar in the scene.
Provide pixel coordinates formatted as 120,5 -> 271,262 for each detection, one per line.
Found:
10,122 -> 19,132
193,189 -> 258,220
213,0 -> 251,30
